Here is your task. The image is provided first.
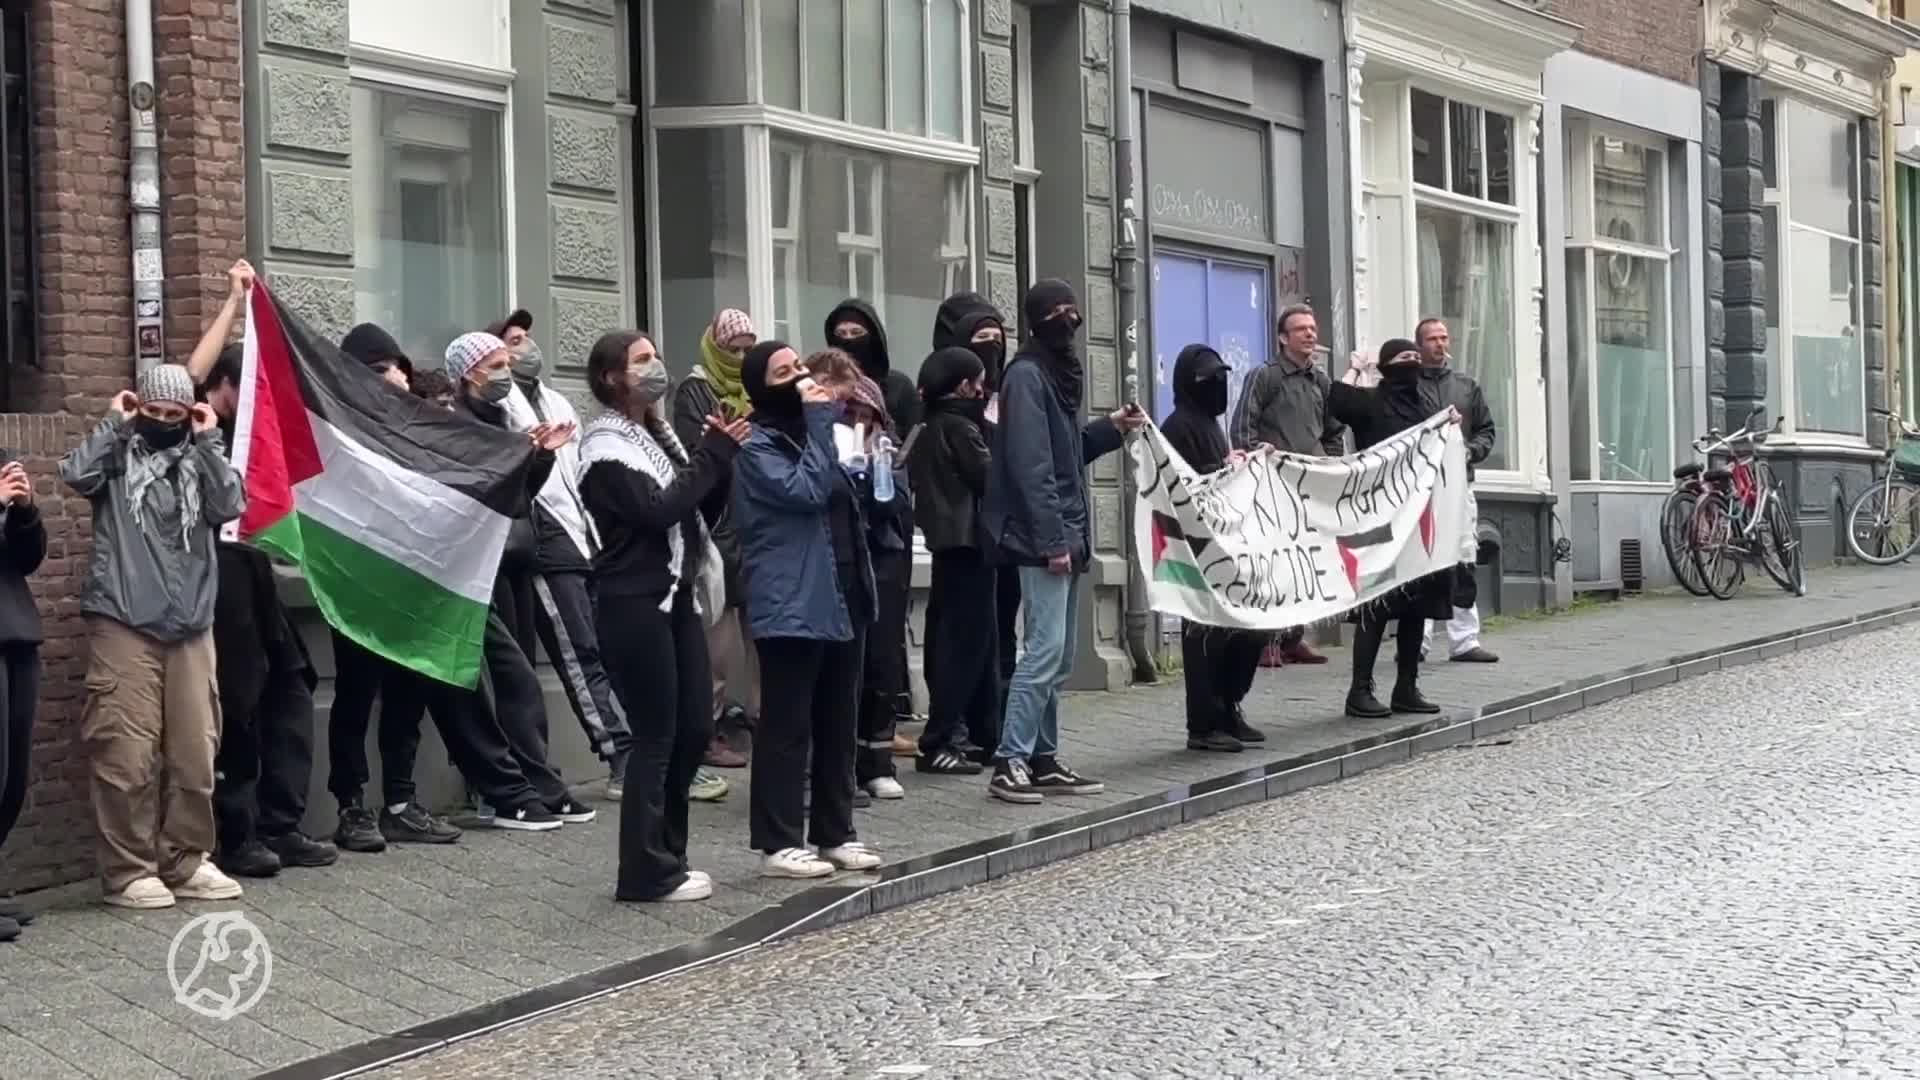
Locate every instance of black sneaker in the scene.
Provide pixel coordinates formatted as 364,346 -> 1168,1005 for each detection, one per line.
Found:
958,740 -> 995,766
1226,706 -> 1266,744
1186,731 -> 1245,753
989,758 -> 1044,804
549,798 -> 597,824
0,899 -> 36,927
333,805 -> 388,853
0,915 -> 18,943
264,831 -> 339,868
217,841 -> 282,878
381,803 -> 462,844
853,788 -> 872,809
492,804 -> 563,832
916,748 -> 984,775
1030,755 -> 1104,795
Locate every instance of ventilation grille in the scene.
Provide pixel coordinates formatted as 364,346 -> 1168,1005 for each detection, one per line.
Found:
1620,538 -> 1645,593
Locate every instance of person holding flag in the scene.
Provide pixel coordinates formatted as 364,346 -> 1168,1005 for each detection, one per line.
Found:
63,363 -> 249,909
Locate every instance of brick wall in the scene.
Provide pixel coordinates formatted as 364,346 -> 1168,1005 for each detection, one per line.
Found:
1545,0 -> 1701,84
0,0 -> 243,894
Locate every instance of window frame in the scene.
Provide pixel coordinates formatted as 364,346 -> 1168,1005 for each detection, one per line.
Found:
761,0 -> 969,139
1763,93 -> 1867,445
1565,119 -> 1677,488
346,61 -> 517,349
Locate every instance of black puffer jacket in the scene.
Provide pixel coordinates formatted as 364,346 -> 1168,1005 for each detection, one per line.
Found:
826,299 -> 921,435
909,348 -> 991,553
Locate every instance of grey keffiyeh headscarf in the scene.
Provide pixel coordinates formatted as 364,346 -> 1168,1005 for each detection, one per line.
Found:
125,364 -> 205,547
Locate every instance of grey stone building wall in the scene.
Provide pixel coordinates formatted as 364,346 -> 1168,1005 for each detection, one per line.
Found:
244,0 -> 356,339
1715,67 -> 1767,434
978,0 -> 1023,337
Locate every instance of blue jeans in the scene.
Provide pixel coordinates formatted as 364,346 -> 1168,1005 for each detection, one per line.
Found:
997,567 -> 1079,763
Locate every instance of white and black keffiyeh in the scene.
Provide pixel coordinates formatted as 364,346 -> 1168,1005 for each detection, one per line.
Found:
578,411 -> 725,623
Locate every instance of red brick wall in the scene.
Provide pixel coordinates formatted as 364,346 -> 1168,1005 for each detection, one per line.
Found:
0,0 -> 243,894
1545,0 -> 1702,84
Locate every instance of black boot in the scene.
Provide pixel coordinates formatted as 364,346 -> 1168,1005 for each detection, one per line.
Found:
1391,680 -> 1441,714
1346,682 -> 1391,719
1390,616 -> 1439,714
1347,620 -> 1392,719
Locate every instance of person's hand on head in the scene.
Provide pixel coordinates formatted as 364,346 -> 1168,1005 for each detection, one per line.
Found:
111,390 -> 139,420
190,403 -> 218,434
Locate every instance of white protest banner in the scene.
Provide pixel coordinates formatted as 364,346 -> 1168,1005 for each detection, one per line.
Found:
1129,411 -> 1471,630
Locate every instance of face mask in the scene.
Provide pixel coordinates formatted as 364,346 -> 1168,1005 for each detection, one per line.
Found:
756,378 -> 804,419
511,339 -> 545,380
1383,361 -> 1422,384
969,339 -> 1005,384
628,360 -> 670,405
477,369 -> 514,403
951,397 -> 989,426
837,334 -> 880,376
1195,376 -> 1230,418
1035,313 -> 1081,349
135,415 -> 187,451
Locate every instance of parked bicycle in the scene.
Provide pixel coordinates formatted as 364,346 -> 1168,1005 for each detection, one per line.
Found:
1844,409 -> 1920,565
1659,456 -> 1710,597
1685,405 -> 1804,600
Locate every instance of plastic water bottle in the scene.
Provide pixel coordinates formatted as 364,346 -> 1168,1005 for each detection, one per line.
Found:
873,435 -> 896,503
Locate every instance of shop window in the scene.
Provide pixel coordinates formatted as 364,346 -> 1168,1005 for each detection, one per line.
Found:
350,82 -> 508,366
1566,127 -> 1674,484
1416,205 -> 1516,471
760,0 -> 967,137
655,128 -> 751,370
765,137 -> 969,368
1762,97 -> 1864,438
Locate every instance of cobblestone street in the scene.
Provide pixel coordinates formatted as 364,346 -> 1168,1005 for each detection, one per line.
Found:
371,603 -> 1920,1079
2,565 -> 1920,1078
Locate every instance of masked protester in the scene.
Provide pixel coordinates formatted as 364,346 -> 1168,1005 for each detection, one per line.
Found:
826,298 -> 921,446
1325,339 -> 1462,720
980,279 -> 1146,804
579,330 -> 748,903
733,341 -> 884,879
302,323 -> 463,851
444,330 -> 594,828
928,292 -> 1018,740
908,346 -> 997,773
671,308 -> 759,773
1162,345 -> 1271,752
487,309 -> 636,797
61,364 -> 248,908
0,442 -> 45,942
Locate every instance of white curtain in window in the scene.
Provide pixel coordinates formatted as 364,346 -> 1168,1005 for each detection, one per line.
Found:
1416,204 -> 1514,471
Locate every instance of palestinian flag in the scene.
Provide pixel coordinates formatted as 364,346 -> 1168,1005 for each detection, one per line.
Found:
230,284 -> 537,688
1149,511 -> 1210,592
1334,497 -> 1437,593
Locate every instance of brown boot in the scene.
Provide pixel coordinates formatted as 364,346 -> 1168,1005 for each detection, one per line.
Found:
703,734 -> 748,768
1280,639 -> 1329,665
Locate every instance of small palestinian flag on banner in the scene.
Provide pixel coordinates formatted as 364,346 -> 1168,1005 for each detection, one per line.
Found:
230,284 -> 539,688
1150,511 -> 1211,592
1334,496 -> 1437,593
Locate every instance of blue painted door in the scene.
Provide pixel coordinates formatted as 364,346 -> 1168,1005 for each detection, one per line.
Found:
1149,251 -> 1272,430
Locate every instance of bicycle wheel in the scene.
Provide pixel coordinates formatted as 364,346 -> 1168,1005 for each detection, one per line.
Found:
1688,490 -> 1743,600
1759,491 -> 1805,596
1845,478 -> 1920,565
1659,487 -> 1708,596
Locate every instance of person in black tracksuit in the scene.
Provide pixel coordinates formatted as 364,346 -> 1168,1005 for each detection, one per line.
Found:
0,449 -> 44,942
1161,344 -> 1270,753
578,330 -> 746,902
928,292 -> 1016,753
908,347 -> 997,774
190,347 -> 338,878
444,331 -> 590,828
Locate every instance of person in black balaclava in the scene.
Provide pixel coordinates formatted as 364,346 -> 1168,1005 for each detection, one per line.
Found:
1325,338 -> 1464,720
979,279 -> 1146,804
826,299 -> 921,436
1161,344 -> 1270,753
929,292 -> 1017,743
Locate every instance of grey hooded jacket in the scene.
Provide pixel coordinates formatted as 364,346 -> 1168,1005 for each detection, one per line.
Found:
61,415 -> 247,642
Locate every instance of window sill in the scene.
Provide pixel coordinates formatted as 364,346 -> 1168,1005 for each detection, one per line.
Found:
1569,480 -> 1675,495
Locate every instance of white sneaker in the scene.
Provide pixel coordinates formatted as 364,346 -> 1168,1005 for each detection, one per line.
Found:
173,860 -> 243,901
761,847 -> 834,879
104,876 -> 174,910
820,842 -> 882,871
660,875 -> 713,902
865,777 -> 905,800
686,869 -> 712,885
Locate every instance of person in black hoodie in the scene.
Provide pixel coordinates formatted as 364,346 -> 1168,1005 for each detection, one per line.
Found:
1161,345 -> 1270,752
0,445 -> 45,942
908,346 -> 995,774
1325,338 -> 1462,720
980,279 -> 1146,804
828,298 -> 921,433
928,292 -> 1018,748
444,331 -> 591,828
578,329 -> 748,902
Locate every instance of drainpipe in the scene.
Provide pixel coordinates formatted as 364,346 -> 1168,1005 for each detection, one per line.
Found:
127,0 -> 164,377
1110,0 -> 1158,685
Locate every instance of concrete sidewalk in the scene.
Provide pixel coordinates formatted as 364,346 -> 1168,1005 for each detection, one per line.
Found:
5,565 -> 1920,1079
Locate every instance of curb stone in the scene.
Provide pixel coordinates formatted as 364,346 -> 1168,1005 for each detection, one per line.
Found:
257,597 -> 1920,1080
